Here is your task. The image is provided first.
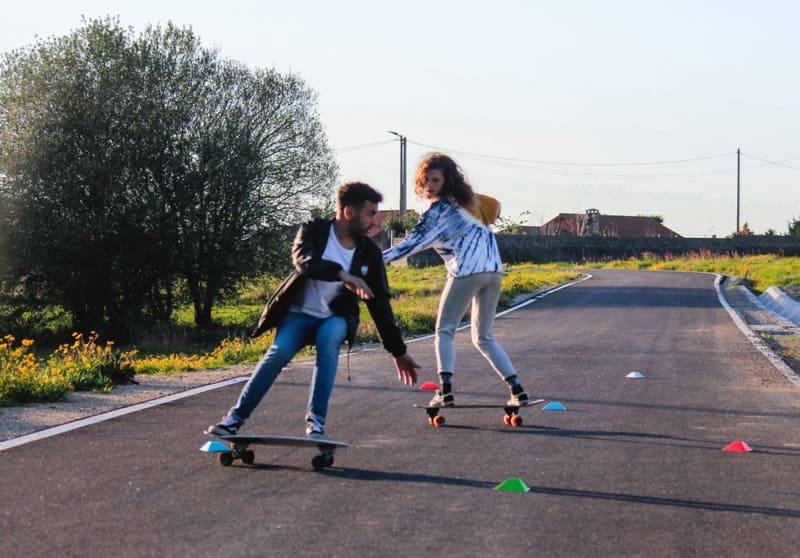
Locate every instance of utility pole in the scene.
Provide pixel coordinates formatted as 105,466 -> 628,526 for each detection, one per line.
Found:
736,147 -> 741,234
387,131 -> 407,215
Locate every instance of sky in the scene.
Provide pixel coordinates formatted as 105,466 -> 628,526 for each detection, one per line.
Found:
2,0 -> 798,237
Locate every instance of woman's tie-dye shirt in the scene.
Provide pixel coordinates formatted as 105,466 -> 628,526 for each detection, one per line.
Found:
382,199 -> 503,277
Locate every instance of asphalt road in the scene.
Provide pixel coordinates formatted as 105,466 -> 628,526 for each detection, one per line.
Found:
2,269 -> 799,557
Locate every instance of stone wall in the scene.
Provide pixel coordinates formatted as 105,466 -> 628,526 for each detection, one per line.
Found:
405,235 -> 800,266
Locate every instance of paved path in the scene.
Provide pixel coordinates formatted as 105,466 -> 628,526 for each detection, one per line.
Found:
1,269 -> 799,557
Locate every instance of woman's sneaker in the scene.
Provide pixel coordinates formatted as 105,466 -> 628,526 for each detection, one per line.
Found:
305,420 -> 327,440
507,384 -> 529,406
428,389 -> 455,407
206,416 -> 242,436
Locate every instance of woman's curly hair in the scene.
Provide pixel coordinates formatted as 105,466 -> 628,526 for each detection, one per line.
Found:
413,152 -> 475,208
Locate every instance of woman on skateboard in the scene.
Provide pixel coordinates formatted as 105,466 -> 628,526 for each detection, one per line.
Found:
383,152 -> 529,408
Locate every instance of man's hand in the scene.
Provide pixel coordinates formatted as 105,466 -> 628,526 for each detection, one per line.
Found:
340,270 -> 374,300
393,353 -> 420,386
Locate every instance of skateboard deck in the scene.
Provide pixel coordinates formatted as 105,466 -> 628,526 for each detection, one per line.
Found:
414,399 -> 546,427
202,434 -> 348,469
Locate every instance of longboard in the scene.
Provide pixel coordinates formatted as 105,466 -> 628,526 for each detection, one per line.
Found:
414,399 -> 546,427
201,434 -> 348,470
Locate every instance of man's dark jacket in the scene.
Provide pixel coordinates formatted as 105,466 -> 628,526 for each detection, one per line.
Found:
251,218 -> 407,357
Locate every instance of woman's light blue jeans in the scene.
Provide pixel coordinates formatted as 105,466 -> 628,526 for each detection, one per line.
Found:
435,272 -> 518,380
226,311 -> 347,429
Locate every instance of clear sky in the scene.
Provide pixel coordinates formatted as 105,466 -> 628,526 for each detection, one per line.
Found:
3,0 -> 798,237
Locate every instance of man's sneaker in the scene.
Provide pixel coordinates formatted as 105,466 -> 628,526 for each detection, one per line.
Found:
206,416 -> 241,436
305,421 -> 327,440
507,384 -> 529,406
428,389 -> 455,407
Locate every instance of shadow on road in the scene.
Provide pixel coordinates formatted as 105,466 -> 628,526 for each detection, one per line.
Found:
497,425 -> 800,456
320,467 -> 496,489
522,484 -> 800,518
233,461 -> 800,519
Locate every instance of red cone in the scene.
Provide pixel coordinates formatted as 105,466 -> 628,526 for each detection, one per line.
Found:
722,441 -> 753,452
420,381 -> 439,391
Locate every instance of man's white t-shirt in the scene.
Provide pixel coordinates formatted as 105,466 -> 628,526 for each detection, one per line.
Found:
290,224 -> 355,318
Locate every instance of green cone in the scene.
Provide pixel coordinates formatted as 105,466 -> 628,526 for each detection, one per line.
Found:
493,478 -> 530,492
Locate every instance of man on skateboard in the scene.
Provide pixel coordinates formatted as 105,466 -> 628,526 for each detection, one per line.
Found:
207,182 -> 420,440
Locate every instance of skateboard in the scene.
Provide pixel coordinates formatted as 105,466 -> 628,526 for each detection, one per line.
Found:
414,399 -> 546,427
202,434 -> 348,470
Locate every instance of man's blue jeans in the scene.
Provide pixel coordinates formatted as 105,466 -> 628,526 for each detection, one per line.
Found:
227,312 -> 347,429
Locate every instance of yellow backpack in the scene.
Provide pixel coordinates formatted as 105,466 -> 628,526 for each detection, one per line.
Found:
467,193 -> 501,225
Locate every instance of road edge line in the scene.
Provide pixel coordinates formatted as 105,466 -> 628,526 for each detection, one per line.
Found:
0,376 -> 248,452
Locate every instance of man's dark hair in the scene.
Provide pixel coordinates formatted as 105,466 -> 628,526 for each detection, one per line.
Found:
338,182 -> 383,212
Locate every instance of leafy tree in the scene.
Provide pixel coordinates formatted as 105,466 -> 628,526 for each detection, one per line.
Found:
0,18 -> 337,335
133,25 -> 337,329
382,210 -> 420,236
495,210 -> 531,234
788,217 -> 800,237
0,20 -> 160,334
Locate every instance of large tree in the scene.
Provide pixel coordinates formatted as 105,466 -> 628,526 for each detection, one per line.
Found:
0,18 -> 337,335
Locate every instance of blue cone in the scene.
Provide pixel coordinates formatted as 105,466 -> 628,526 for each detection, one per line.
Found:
543,401 -> 567,411
200,441 -> 229,453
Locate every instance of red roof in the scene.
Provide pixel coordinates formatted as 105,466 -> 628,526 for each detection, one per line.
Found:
541,211 -> 681,238
367,210 -> 392,238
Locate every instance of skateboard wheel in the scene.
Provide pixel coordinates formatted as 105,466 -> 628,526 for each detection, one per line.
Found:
510,415 -> 523,427
241,450 -> 256,465
432,415 -> 445,427
218,452 -> 234,467
312,454 -> 334,470
503,415 -> 512,426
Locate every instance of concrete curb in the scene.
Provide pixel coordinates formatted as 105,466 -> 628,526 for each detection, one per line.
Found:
715,276 -> 800,387
759,286 -> 800,325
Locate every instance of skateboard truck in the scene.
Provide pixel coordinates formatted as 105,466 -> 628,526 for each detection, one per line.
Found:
202,434 -> 346,470
416,399 -> 545,428
422,405 -> 523,427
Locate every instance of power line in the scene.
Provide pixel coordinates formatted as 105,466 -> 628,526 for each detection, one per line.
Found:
448,156 -> 737,179
333,137 -> 800,179
334,139 -> 394,153
406,139 -> 734,167
740,152 -> 800,170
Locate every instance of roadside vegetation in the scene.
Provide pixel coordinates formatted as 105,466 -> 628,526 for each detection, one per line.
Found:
3,253 -> 799,405
0,265 -> 580,405
572,251 -> 800,294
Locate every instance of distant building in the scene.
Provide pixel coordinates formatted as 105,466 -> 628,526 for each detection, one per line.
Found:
367,209 -> 421,249
539,209 -> 682,238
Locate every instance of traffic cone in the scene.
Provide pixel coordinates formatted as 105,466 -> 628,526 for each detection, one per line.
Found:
543,401 -> 567,411
626,371 -> 644,379
200,441 -> 229,453
493,478 -> 530,492
420,381 -> 439,391
722,441 -> 753,452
